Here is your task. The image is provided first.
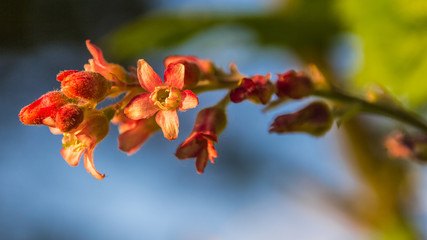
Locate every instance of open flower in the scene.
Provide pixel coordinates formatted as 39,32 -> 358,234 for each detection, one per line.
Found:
59,109 -> 109,180
175,107 -> 227,174
112,112 -> 160,155
230,74 -> 274,105
124,60 -> 199,140
85,40 -> 136,83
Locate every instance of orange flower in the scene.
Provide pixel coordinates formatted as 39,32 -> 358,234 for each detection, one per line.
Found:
59,110 -> 109,180
124,60 -> 199,140
85,40 -> 136,83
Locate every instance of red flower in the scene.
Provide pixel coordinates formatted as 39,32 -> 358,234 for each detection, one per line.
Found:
124,60 -> 199,140
175,107 -> 227,174
112,112 -> 160,155
230,74 -> 274,104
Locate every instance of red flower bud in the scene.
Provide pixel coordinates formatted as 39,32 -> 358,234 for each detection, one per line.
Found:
55,104 -> 84,132
19,91 -> 70,125
269,101 -> 333,137
276,70 -> 313,99
230,74 -> 274,105
61,71 -> 111,102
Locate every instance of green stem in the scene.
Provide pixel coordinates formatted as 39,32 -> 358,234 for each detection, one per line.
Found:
191,81 -> 238,95
215,91 -> 231,110
314,90 -> 427,133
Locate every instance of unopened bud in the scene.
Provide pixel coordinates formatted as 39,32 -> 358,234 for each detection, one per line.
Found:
164,58 -> 201,88
19,91 -> 70,125
164,55 -> 214,77
61,71 -> 111,102
269,101 -> 333,137
180,61 -> 201,88
276,70 -> 313,99
230,74 -> 274,105
55,104 -> 84,132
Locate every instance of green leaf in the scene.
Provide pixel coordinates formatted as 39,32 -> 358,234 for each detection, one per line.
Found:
337,0 -> 427,107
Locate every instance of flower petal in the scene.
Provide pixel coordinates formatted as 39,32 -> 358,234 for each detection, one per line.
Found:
195,145 -> 209,174
175,133 -> 201,159
124,93 -> 159,120
83,147 -> 105,180
86,40 -> 108,66
137,59 -> 163,92
118,118 -> 159,155
49,127 -> 63,135
165,63 -> 184,90
60,145 -> 84,167
179,90 -> 199,111
207,140 -> 218,163
156,110 -> 179,140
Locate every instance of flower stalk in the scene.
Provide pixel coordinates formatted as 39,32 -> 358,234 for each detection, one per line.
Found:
18,40 -> 427,179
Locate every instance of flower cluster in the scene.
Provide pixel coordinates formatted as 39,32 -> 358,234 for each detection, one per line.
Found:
25,40 -> 423,180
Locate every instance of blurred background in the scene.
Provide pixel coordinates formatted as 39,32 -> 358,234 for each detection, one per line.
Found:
2,0 -> 427,239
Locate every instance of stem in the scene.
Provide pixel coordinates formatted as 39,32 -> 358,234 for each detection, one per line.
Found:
314,89 -> 427,133
191,81 -> 238,95
215,91 -> 231,110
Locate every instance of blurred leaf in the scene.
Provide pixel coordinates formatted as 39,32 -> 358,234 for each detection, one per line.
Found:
337,0 -> 427,107
104,0 -> 342,70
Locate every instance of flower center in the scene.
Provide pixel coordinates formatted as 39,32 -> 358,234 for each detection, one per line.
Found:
151,85 -> 181,110
62,133 -> 86,151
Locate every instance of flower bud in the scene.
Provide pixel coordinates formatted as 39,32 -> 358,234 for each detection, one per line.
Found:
164,57 -> 202,88
384,132 -> 427,162
19,91 -> 70,125
230,74 -> 274,105
55,104 -> 84,132
276,70 -> 313,99
56,70 -> 79,82
269,101 -> 333,137
61,71 -> 111,102
164,55 -> 214,76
